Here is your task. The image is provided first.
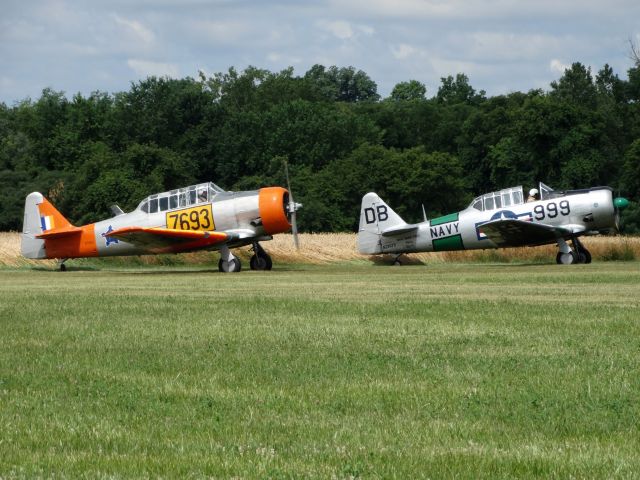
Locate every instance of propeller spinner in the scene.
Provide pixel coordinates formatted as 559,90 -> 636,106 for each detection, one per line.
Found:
613,196 -> 629,232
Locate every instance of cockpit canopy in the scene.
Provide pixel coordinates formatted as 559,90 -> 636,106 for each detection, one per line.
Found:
468,182 -> 557,212
136,182 -> 225,214
469,186 -> 524,212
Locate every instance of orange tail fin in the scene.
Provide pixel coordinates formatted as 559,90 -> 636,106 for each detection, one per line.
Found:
22,192 -> 97,259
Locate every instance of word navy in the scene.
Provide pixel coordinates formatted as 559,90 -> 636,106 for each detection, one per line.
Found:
430,222 -> 459,238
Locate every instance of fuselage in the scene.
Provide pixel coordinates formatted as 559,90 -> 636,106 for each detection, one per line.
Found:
376,187 -> 615,254
92,191 -> 264,256
21,182 -> 292,260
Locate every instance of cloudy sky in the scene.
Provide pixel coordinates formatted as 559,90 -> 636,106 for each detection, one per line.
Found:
1,0 -> 639,104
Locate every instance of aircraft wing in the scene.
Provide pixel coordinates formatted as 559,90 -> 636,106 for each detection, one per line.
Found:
478,219 -> 571,247
106,227 -> 231,253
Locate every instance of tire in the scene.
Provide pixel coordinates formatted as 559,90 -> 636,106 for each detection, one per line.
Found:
250,254 -> 272,271
218,257 -> 241,272
556,252 -> 576,265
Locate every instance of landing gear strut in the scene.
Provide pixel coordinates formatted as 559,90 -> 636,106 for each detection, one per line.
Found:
58,259 -> 68,271
250,242 -> 272,271
555,237 -> 591,265
218,245 -> 241,273
572,237 -> 592,264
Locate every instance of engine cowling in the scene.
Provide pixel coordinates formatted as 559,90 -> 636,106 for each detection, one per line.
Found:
258,187 -> 292,234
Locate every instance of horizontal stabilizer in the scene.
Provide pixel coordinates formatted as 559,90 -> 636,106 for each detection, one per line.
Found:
381,224 -> 419,237
36,226 -> 83,239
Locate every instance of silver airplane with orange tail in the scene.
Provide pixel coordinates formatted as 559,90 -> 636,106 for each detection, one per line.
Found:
22,181 -> 301,272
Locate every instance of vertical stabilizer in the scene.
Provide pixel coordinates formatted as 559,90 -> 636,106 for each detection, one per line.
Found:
21,192 -> 74,259
357,192 -> 407,254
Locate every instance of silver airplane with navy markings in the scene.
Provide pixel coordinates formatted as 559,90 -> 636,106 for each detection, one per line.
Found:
358,182 -> 629,265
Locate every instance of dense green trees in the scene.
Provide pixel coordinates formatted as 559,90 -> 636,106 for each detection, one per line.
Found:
1,62 -> 639,232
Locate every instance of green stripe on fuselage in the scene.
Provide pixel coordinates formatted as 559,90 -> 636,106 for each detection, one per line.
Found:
432,234 -> 464,252
430,212 -> 459,226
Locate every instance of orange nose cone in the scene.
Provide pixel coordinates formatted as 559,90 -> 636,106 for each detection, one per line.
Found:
259,187 -> 291,234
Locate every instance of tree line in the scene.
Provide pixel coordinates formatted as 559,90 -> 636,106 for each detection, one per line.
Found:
1,61 -> 640,232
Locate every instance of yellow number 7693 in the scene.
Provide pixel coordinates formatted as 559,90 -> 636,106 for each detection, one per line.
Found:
166,205 -> 215,231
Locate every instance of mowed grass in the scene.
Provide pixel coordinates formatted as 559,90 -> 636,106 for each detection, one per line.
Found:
1,263 -> 639,478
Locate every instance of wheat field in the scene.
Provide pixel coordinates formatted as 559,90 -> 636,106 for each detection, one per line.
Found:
1,231 -> 638,268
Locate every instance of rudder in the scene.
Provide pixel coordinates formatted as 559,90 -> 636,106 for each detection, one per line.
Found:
21,192 -> 73,259
357,192 -> 406,254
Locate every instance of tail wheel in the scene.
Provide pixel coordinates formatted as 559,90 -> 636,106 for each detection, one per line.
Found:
218,257 -> 241,273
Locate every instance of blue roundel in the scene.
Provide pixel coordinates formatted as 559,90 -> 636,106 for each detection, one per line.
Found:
490,210 -> 518,221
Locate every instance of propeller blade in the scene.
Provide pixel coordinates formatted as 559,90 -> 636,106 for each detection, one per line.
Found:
284,159 -> 292,194
291,211 -> 300,250
283,158 -> 301,250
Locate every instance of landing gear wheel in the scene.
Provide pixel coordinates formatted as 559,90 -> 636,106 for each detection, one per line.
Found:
556,252 -> 576,265
218,257 -> 241,273
573,238 -> 592,264
250,253 -> 272,271
250,242 -> 273,271
60,263 -> 67,272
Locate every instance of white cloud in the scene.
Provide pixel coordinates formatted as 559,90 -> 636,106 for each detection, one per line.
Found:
189,19 -> 252,44
317,20 -> 374,41
1,0 -> 639,103
358,24 -> 375,36
113,14 -> 155,45
1,76 -> 14,89
453,32 -> 570,63
550,59 -> 570,74
390,43 -> 416,60
127,59 -> 179,77
332,0 -> 454,18
1,19 -> 45,43
325,20 -> 353,40
330,0 -> 640,20
266,52 -> 301,64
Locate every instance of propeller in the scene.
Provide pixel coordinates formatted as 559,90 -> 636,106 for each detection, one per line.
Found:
283,159 -> 302,250
613,195 -> 629,232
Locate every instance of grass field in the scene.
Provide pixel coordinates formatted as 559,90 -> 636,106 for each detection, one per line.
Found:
1,262 -> 639,478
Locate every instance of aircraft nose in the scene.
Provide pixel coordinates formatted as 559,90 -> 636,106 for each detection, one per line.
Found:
258,187 -> 291,234
612,197 -> 629,232
614,197 -> 629,210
